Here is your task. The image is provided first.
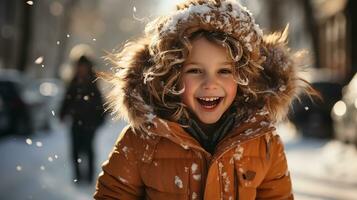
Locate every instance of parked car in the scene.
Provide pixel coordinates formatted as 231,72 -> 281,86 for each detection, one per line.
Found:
0,69 -> 65,137
23,78 -> 65,131
331,73 -> 357,145
289,81 -> 342,138
0,70 -> 32,137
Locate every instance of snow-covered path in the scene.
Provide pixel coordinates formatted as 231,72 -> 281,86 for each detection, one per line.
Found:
286,138 -> 357,200
278,123 -> 357,200
0,120 -> 126,200
0,120 -> 356,200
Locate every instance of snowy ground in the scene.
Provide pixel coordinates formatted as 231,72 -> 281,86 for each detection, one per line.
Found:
278,123 -> 357,200
0,120 -> 125,200
0,120 -> 356,200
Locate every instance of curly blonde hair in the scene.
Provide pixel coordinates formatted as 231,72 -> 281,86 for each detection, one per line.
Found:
144,28 -> 268,120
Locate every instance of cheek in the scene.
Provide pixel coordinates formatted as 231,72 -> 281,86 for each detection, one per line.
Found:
225,80 -> 238,100
180,78 -> 196,105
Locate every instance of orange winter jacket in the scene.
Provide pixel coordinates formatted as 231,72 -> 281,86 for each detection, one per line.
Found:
94,113 -> 293,200
94,1 -> 304,198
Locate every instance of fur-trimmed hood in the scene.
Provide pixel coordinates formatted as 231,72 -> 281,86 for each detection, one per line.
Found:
105,0 -> 307,131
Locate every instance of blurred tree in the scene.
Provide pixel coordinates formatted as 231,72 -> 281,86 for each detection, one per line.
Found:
0,1 -> 32,71
0,0 -> 78,75
18,1 -> 32,72
346,0 -> 357,80
301,0 -> 320,70
54,0 -> 79,78
266,0 -> 283,31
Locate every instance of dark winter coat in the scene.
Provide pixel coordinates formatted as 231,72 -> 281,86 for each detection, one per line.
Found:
60,80 -> 105,131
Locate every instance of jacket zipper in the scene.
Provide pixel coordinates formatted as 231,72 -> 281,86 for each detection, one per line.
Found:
201,151 -> 211,199
234,166 -> 239,200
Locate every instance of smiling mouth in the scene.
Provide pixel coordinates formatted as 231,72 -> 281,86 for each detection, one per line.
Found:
196,97 -> 223,109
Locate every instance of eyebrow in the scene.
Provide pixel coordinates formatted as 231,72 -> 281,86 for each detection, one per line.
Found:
185,61 -> 233,65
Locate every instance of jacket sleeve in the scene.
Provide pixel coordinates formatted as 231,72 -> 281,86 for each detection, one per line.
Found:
256,134 -> 294,200
94,127 -> 145,200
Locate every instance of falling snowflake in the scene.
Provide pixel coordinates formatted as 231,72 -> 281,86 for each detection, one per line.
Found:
26,1 -> 33,6
34,56 -> 44,64
48,156 -> 54,162
66,34 -> 70,38
51,110 -> 55,116
26,138 -> 32,145
133,6 -> 137,12
36,141 -> 43,147
40,165 -> 45,171
56,41 -> 60,45
16,165 -> 22,171
77,158 -> 82,163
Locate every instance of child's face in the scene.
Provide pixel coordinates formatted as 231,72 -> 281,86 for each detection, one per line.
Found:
181,37 -> 237,124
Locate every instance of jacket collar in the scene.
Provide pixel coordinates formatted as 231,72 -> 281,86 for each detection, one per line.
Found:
146,108 -> 275,159
179,106 -> 237,154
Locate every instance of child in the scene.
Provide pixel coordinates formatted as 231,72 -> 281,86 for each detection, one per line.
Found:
95,0 -> 311,199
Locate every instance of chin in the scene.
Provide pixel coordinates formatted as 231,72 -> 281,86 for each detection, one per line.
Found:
197,116 -> 221,124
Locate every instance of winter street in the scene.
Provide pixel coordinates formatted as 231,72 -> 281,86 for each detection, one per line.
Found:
0,120 -> 356,200
1,0 -> 357,199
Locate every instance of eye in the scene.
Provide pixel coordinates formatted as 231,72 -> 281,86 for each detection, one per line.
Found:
185,68 -> 202,74
219,68 -> 232,74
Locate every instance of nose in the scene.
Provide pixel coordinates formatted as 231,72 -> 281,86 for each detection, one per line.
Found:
202,75 -> 218,90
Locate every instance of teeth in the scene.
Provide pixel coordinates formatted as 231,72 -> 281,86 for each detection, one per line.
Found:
198,97 -> 220,101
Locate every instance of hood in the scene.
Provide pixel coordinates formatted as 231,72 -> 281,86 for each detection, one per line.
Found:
105,0 -> 308,131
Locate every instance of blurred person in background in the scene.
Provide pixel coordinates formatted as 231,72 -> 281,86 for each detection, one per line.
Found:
60,55 -> 106,184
